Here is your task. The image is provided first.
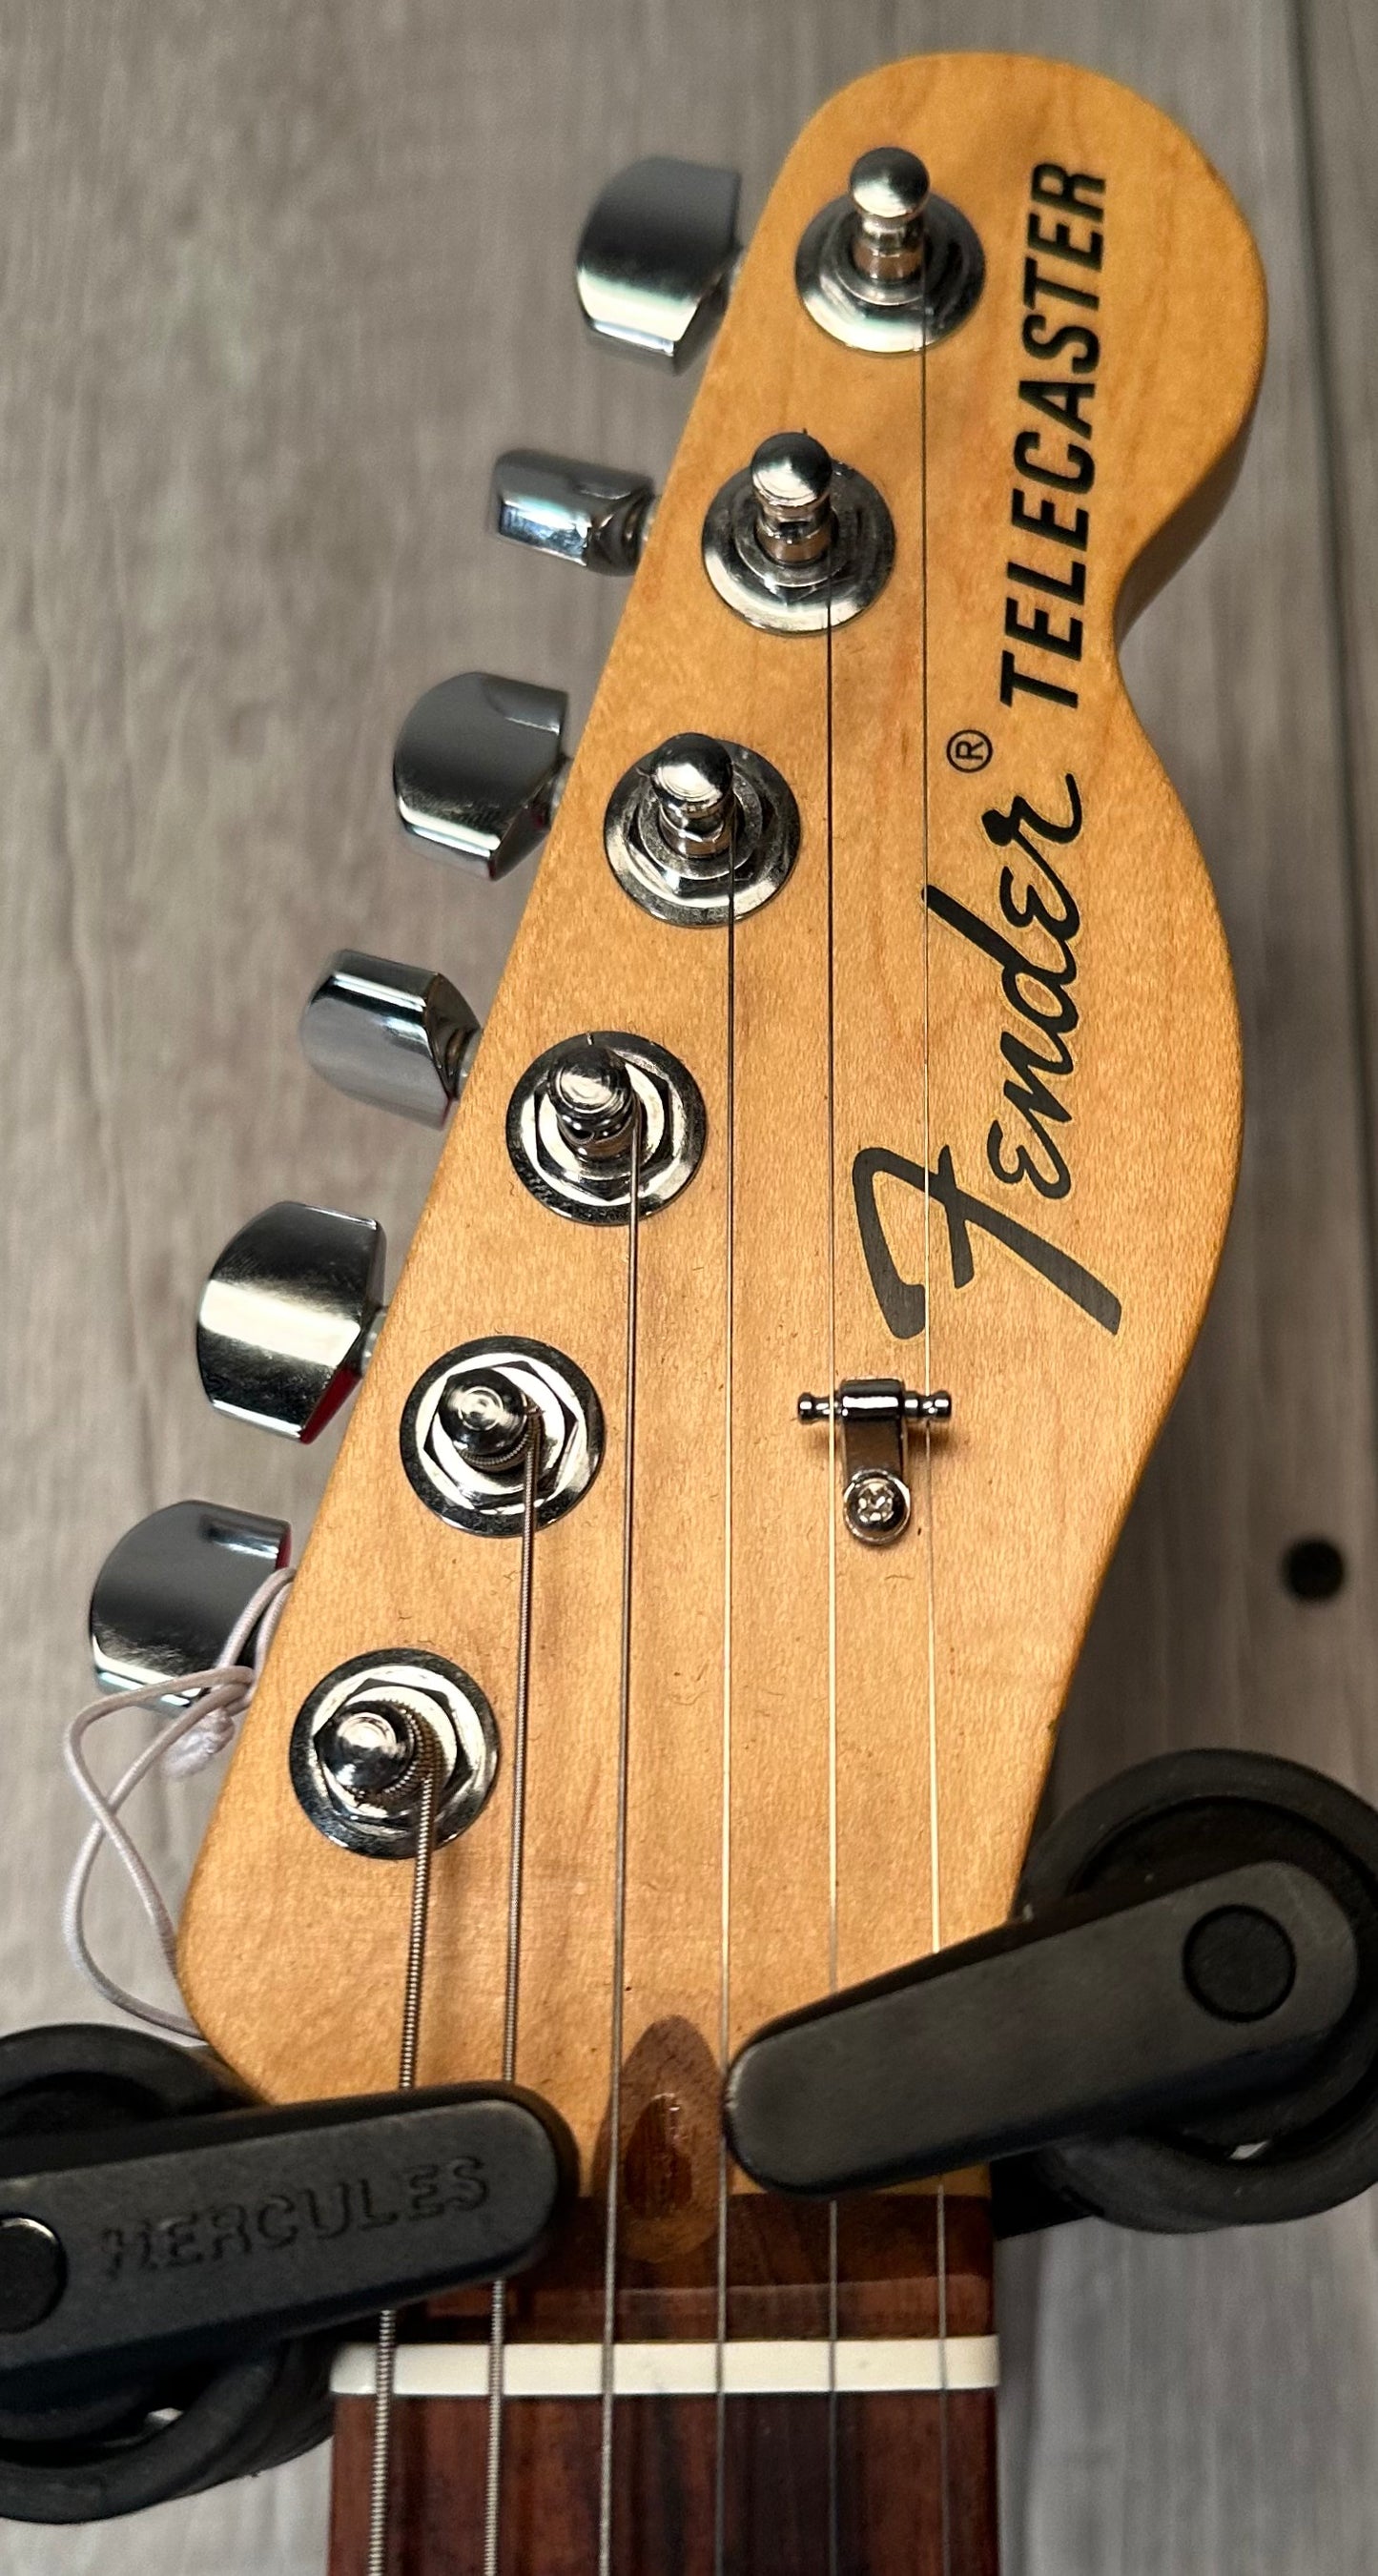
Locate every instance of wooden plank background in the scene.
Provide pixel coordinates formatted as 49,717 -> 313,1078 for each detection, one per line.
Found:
0,2 -> 1374,2569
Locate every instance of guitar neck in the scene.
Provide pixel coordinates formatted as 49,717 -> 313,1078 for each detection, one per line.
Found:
328,2189 -> 999,2574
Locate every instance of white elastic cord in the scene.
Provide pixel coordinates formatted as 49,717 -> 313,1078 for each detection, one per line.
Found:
61,1566 -> 294,2039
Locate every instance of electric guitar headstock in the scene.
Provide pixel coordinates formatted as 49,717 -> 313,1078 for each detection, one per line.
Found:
184,45 -> 1261,2122
185,51 -> 1265,2565
13,47 -> 1335,2570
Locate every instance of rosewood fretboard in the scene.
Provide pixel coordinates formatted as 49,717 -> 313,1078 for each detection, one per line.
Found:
329,2193 -> 999,2576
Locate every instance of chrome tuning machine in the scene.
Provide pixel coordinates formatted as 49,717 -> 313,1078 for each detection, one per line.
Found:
703,430 -> 894,635
196,1201 -> 385,1441
393,670 -> 569,879
290,1648 -> 501,1856
89,1501 -> 290,1698
797,1378 -> 953,1545
506,1032 -> 706,1225
604,732 -> 800,928
489,451 -> 656,577
796,144 -> 984,353
575,153 -> 742,370
401,1338 -> 604,1538
299,951 -> 480,1128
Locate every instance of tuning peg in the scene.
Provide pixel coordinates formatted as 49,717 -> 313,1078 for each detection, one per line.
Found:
576,155 -> 742,370
299,951 -> 480,1128
489,451 -> 655,575
90,1501 -> 291,1697
196,1202 -> 385,1441
393,670 -> 569,878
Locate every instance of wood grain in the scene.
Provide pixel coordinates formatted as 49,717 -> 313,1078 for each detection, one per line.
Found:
328,2196 -> 999,2576
184,60 -> 1260,2576
329,2389 -> 999,2576
180,60 -> 1265,2209
2,5 -> 1377,2574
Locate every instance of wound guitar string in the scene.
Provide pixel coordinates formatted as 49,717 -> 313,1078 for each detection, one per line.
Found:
597,1094 -> 644,2576
482,1411 -> 541,2576
366,1723 -> 444,2576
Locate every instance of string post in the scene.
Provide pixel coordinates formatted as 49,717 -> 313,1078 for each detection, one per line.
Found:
511,1032 -> 704,1224
848,146 -> 931,281
750,431 -> 835,567
439,1370 -> 533,1474
365,1715 -> 444,2576
648,734 -> 737,863
605,735 -> 799,928
404,1340 -> 603,1537
315,1701 -> 425,1816
794,144 -> 982,358
550,1045 -> 639,1164
702,437 -> 894,634
292,1652 -> 499,1858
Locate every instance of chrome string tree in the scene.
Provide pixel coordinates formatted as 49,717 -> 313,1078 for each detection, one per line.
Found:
797,1378 -> 953,1544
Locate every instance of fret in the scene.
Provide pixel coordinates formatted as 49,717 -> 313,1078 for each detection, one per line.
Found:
328,2196 -> 998,2576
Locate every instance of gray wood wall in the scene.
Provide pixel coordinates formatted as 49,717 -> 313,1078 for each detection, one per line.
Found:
2,2 -> 1376,2567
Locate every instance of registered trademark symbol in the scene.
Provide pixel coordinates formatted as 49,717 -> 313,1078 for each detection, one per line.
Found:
946,728 -> 993,773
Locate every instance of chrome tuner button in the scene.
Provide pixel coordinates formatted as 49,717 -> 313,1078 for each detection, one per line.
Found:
703,431 -> 894,635
401,1339 -> 604,1537
576,155 -> 742,370
796,141 -> 984,354
507,1032 -> 706,1224
393,670 -> 569,880
89,1499 -> 291,1698
299,951 -> 480,1128
605,732 -> 800,928
489,450 -> 656,576
291,1650 -> 499,1856
196,1201 -> 386,1441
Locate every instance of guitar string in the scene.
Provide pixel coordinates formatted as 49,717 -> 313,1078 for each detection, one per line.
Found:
365,1720 -> 444,2576
711,849 -> 738,2576
481,1411 -> 541,2576
824,560 -> 842,2576
917,258 -> 956,2576
597,1094 -> 645,2576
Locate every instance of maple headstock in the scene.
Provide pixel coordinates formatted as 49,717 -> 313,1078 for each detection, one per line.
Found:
178,52 -> 1265,2258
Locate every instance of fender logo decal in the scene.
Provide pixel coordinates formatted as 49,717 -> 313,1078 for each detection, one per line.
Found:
854,772 -> 1120,1339
853,1143 -> 1120,1339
